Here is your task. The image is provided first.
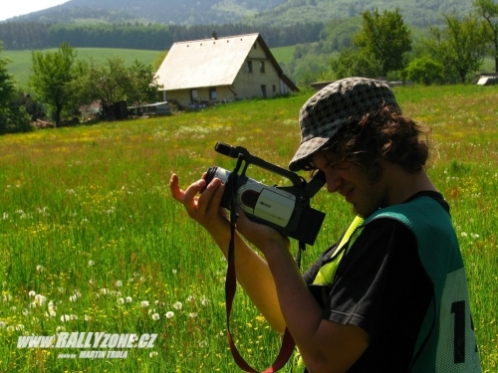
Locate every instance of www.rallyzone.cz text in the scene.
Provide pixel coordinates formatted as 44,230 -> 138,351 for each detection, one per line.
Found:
17,332 -> 158,349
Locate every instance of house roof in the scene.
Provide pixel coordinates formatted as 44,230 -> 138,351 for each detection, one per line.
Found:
154,33 -> 298,91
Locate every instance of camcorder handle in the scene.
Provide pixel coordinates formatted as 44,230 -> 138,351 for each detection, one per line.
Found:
215,142 -> 305,188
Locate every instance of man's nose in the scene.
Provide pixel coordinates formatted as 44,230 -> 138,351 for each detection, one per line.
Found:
325,169 -> 342,193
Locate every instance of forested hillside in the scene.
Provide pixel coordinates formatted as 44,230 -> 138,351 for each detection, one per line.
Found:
0,22 -> 323,50
4,0 -> 473,27
7,0 -> 286,25
249,0 -> 474,27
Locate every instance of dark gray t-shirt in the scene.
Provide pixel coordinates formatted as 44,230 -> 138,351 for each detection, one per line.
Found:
303,192 -> 448,372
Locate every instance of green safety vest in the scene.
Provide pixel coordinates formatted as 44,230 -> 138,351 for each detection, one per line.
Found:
294,196 -> 481,372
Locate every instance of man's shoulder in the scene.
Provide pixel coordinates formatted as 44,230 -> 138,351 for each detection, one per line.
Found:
365,192 -> 450,227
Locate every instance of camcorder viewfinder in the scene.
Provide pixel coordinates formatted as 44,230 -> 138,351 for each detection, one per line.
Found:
205,142 -> 326,246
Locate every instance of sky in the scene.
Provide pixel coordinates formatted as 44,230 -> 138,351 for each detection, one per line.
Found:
0,0 -> 69,21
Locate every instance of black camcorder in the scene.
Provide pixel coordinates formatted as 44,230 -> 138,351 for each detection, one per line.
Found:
205,142 -> 326,245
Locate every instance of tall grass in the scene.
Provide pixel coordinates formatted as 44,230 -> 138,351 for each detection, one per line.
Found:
0,86 -> 497,372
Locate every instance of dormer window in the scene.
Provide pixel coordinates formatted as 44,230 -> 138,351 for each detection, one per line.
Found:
260,61 -> 265,73
247,60 -> 253,73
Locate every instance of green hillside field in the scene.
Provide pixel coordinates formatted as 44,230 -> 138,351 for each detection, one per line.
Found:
0,84 -> 496,372
3,46 -> 295,89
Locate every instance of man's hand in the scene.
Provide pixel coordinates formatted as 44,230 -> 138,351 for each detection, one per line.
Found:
235,207 -> 291,254
169,173 -> 229,236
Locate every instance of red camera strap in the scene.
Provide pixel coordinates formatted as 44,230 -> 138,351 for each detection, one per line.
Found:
225,241 -> 295,373
223,158 -> 296,372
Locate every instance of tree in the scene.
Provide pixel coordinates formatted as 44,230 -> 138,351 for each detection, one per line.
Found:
71,57 -> 161,118
353,8 -> 412,76
127,60 -> 162,106
421,13 -> 489,83
405,56 -> 445,85
473,0 -> 498,72
0,45 -> 32,134
330,47 -> 382,79
29,43 -> 77,126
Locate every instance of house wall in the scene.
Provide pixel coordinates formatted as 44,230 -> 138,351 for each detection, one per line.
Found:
231,40 -> 290,100
165,86 -> 236,107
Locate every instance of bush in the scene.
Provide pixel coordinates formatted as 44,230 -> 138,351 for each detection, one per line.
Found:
405,56 -> 444,85
0,105 -> 33,134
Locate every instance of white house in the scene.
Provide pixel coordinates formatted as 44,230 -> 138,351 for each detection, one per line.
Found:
154,32 -> 299,107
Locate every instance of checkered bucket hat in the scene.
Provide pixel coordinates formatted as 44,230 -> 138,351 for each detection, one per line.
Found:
288,77 -> 401,171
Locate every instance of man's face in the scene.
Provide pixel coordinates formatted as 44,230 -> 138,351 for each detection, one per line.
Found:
312,150 -> 388,218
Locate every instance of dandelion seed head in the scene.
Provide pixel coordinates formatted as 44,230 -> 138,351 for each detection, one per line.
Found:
35,294 -> 47,306
141,301 -> 150,308
165,311 -> 174,319
152,313 -> 160,321
173,301 -> 183,310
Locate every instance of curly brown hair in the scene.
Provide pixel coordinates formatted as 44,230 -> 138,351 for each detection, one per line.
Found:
323,105 -> 431,183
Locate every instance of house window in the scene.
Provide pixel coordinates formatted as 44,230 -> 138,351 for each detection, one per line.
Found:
210,87 -> 217,100
261,85 -> 267,98
272,85 -> 276,92
254,43 -> 257,49
190,89 -> 198,102
260,61 -> 265,73
247,60 -> 253,73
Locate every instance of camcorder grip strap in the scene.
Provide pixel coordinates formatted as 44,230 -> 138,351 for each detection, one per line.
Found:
224,156 -> 296,373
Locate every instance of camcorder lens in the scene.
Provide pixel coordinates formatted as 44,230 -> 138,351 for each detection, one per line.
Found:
204,166 -> 233,208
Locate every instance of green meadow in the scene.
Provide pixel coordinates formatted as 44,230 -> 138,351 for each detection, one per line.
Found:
3,46 -> 295,89
0,85 -> 497,372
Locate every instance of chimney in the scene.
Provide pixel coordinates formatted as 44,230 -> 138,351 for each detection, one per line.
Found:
212,31 -> 218,40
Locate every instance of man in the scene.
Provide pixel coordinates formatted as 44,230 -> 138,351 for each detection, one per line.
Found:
170,77 -> 481,372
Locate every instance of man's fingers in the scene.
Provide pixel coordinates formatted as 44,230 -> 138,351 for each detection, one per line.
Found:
169,174 -> 184,202
170,173 -> 206,208
197,177 -> 223,214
